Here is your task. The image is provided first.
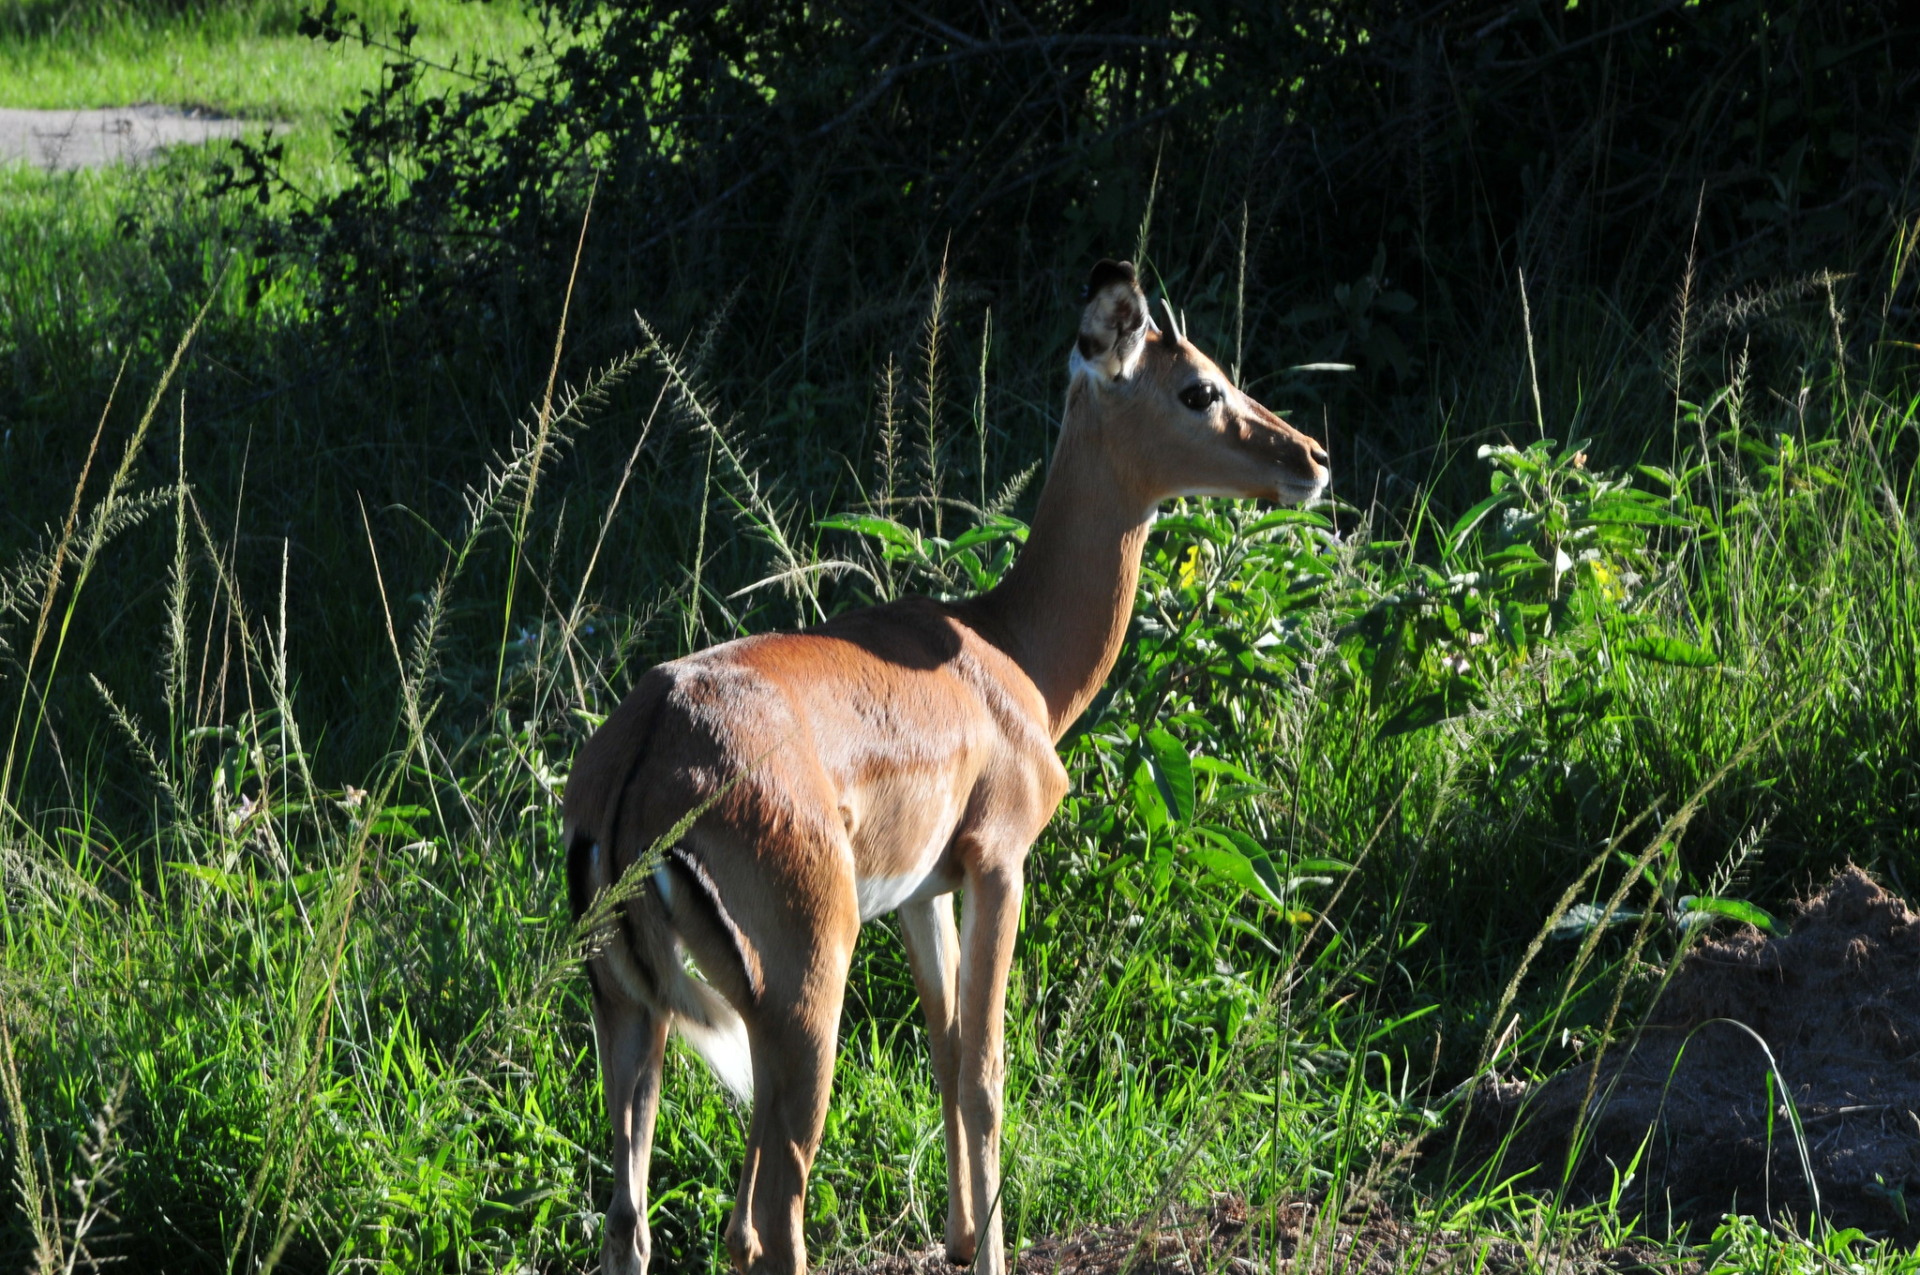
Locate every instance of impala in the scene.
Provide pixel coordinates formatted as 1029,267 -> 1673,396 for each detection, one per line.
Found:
564,259 -> 1330,1275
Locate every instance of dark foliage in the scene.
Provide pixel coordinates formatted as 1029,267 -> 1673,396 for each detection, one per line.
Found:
230,0 -> 1920,429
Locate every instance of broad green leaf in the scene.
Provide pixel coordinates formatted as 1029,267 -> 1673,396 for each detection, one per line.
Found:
1551,901 -> 1644,937
1679,895 -> 1777,932
1449,492 -> 1510,551
1143,727 -> 1195,824
368,809 -> 423,838
948,522 -> 1026,553
1154,514 -> 1230,544
1245,508 -> 1334,534
1376,683 -> 1480,740
1620,634 -> 1719,667
1197,823 -> 1266,860
1128,761 -> 1168,835
1583,504 -> 1696,528
816,514 -> 919,549
1185,842 -> 1288,912
1482,543 -> 1546,567
1191,755 -> 1260,786
167,862 -> 245,897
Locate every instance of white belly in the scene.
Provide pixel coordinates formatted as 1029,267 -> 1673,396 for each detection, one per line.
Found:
852,795 -> 961,922
855,866 -> 953,922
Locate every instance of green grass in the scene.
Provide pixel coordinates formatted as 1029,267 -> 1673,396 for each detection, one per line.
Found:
2,269 -> 1916,1271
2,3 -> 1919,1272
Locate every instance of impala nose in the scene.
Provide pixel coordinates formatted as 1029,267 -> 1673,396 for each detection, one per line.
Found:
1310,441 -> 1330,468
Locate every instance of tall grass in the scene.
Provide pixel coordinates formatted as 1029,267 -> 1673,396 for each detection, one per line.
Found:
1,218 -> 1916,1272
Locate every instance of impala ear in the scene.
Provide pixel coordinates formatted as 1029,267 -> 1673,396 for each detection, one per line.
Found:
1071,259 -> 1149,385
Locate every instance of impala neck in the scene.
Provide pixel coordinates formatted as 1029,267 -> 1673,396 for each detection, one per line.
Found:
968,406 -> 1158,742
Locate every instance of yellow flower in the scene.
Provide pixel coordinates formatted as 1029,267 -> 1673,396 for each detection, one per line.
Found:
1178,544 -> 1201,590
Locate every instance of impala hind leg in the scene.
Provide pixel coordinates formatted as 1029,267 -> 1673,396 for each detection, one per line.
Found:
592,977 -> 671,1275
956,869 -> 1023,1275
898,896 -> 974,1261
725,942 -> 852,1275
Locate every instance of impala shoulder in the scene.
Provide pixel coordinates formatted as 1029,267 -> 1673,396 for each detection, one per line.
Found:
947,619 -> 1051,725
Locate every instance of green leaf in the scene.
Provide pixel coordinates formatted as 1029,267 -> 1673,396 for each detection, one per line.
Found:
1191,755 -> 1260,786
1679,895 -> 1777,932
1128,761 -> 1168,834
1620,634 -> 1719,667
1185,840 -> 1287,912
1143,727 -> 1194,824
1376,682 -> 1480,740
167,862 -> 245,898
1197,822 -> 1266,860
1153,514 -> 1231,543
1551,901 -> 1644,938
816,514 -> 919,550
1365,1003 -> 1439,1043
948,522 -> 1025,553
1449,493 -> 1510,551
1245,508 -> 1334,535
1583,503 -> 1697,529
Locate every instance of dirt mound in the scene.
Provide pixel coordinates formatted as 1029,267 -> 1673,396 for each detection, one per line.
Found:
1462,866 -> 1920,1240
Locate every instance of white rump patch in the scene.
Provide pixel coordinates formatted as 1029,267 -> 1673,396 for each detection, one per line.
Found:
674,995 -> 753,1102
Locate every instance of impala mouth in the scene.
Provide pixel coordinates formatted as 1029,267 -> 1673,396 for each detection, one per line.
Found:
1270,473 -> 1329,506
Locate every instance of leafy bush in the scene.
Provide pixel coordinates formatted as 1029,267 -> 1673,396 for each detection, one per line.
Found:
228,0 -> 1919,404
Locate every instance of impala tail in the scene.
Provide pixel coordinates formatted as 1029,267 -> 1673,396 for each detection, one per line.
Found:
566,825 -> 755,1101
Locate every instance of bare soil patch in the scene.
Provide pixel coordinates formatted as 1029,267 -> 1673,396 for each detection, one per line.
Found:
829,1196 -> 1670,1275
0,105 -> 250,171
1461,866 -> 1920,1241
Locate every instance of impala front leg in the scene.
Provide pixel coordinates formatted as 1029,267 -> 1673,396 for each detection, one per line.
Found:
956,866 -> 1024,1275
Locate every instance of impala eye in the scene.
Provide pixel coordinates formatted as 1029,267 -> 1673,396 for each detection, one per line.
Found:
1179,383 -> 1220,412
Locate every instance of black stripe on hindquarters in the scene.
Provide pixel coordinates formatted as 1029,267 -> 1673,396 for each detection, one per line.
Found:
566,829 -> 598,922
665,844 -> 764,1005
565,832 -> 615,1002
571,679 -> 671,999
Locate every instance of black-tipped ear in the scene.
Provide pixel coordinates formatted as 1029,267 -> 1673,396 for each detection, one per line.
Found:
1081,259 -> 1138,302
1073,258 -> 1150,384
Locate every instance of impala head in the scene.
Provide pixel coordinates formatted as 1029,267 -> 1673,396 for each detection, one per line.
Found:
1067,259 -> 1330,507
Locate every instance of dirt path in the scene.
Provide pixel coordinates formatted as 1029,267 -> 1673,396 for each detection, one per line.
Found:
0,105 -> 251,171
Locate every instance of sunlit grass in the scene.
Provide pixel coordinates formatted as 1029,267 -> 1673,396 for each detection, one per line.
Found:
0,0 -> 538,121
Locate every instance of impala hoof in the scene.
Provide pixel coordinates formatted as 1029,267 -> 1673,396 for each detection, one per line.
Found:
602,1204 -> 648,1275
